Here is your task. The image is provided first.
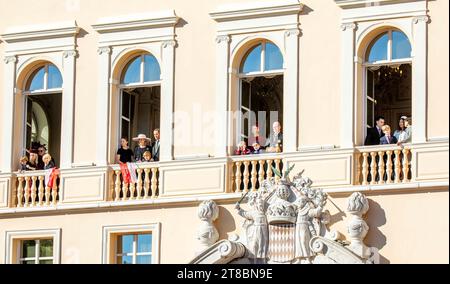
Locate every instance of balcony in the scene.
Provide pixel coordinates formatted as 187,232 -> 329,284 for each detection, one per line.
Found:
0,141 -> 448,213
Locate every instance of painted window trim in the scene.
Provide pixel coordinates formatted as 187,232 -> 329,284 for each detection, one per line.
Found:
337,0 -> 429,148
93,11 -> 179,166
4,229 -> 61,264
102,223 -> 161,264
0,21 -> 79,172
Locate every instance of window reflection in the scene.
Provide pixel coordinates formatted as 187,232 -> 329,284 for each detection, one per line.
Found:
265,42 -> 283,70
392,31 -> 412,60
367,33 -> 388,63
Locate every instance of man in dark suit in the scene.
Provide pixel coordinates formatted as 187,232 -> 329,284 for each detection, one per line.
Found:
151,129 -> 160,162
364,116 -> 386,146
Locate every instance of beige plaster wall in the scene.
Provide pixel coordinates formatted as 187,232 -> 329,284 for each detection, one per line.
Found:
0,0 -> 448,165
0,188 -> 448,264
427,0 -> 449,140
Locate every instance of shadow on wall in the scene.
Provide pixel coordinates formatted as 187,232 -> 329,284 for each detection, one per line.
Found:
327,198 -> 347,226
365,199 -> 390,264
216,206 -> 237,241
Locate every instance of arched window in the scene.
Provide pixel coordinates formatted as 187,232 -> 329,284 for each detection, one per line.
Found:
26,64 -> 63,92
238,41 -> 284,151
119,53 -> 161,161
240,41 -> 284,74
364,29 -> 412,144
121,54 -> 161,85
366,30 -> 412,63
24,63 -> 63,165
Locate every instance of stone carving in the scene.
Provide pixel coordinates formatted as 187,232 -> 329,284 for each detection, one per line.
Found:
196,200 -> 219,254
235,191 -> 269,261
189,168 -> 380,264
346,192 -> 371,259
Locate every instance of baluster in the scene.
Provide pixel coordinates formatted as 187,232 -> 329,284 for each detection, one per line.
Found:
235,162 -> 242,193
51,177 -> 58,205
377,151 -> 385,184
242,161 -> 250,193
394,150 -> 402,183
370,152 -> 378,185
251,161 -> 258,192
24,177 -> 31,207
385,151 -> 393,183
38,176 -> 45,206
129,174 -> 136,200
17,177 -> 24,208
361,153 -> 369,185
122,180 -> 129,201
136,169 -> 143,199
151,168 -> 158,198
266,160 -> 273,179
274,159 -> 281,181
45,183 -> 51,206
258,160 -> 266,190
402,148 -> 410,183
114,170 -> 121,201
355,153 -> 362,185
230,163 -> 236,193
144,169 -> 151,198
30,176 -> 38,207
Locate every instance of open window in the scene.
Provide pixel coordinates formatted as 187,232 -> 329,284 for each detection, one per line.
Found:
119,54 -> 161,151
364,30 -> 412,138
24,64 -> 63,165
238,41 -> 284,148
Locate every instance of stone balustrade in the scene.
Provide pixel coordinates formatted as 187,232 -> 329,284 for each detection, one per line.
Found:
15,171 -> 60,207
355,145 -> 412,185
230,154 -> 285,193
110,163 -> 160,201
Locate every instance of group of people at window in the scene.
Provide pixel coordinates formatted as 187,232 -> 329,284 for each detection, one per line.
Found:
235,121 -> 283,156
18,142 -> 56,172
116,129 -> 161,164
365,115 -> 412,146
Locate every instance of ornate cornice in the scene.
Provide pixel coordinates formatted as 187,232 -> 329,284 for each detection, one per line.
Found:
162,40 -> 177,48
3,56 -> 17,64
92,10 -> 179,33
1,21 -> 79,43
341,22 -> 357,31
63,50 -> 78,58
285,28 -> 300,37
215,35 -> 231,44
97,46 -> 112,55
412,15 -> 429,24
210,0 -> 303,22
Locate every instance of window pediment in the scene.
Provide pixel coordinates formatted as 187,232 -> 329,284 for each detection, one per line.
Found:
92,11 -> 179,47
92,11 -> 179,33
210,0 -> 303,34
0,21 -> 79,54
335,0 -> 423,9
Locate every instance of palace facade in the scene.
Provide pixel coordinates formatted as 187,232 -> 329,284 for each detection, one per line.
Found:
0,0 -> 448,264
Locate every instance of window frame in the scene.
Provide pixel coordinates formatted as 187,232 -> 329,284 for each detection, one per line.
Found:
362,29 -> 412,139
118,53 -> 162,149
115,233 -> 153,264
102,223 -> 161,264
18,239 -> 55,264
5,229 -> 61,264
237,41 -> 285,145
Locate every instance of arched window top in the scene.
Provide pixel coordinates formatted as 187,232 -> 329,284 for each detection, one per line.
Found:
121,54 -> 161,85
26,64 -> 63,92
366,30 -> 412,64
240,41 -> 284,74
